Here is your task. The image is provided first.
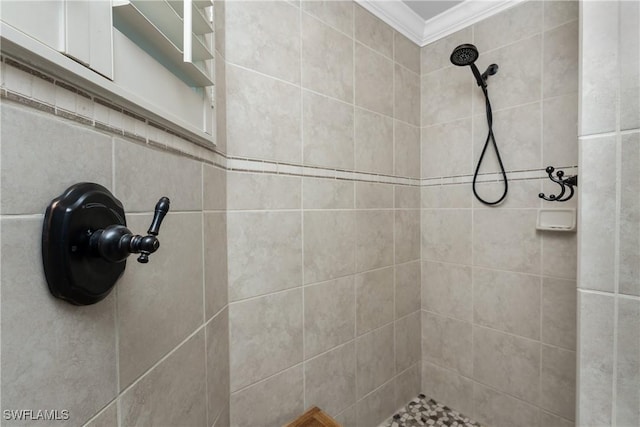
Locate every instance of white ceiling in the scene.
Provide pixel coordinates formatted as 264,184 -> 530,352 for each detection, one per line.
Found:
402,0 -> 464,21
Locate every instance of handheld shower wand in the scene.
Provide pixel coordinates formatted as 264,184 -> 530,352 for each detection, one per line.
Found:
450,43 -> 506,205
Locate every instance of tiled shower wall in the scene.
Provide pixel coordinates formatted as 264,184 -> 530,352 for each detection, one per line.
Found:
0,16 -> 230,427
420,2 -> 579,427
221,1 -> 421,426
577,1 -> 640,426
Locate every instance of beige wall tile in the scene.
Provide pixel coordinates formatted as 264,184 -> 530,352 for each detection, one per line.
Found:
355,44 -> 394,116
543,1 -> 578,31
395,185 -> 420,209
118,213 -> 203,389
620,133 -> 640,296
580,0 -> 619,136
473,268 -> 541,340
473,179 -> 541,209
304,276 -> 355,358
1,218 -> 117,426
421,66 -> 471,126
204,212 -> 228,320
473,35 -> 542,113
115,139 -> 202,213
543,21 -> 579,99
356,324 -> 395,398
305,342 -> 356,416
395,209 -> 420,264
542,277 -> 577,350
577,291 -> 615,426
335,405 -> 356,427
395,261 -> 421,319
542,229 -> 578,279
473,209 -> 541,274
395,363 -> 421,409
302,1 -> 353,35
395,311 -> 421,372
225,1 -> 300,84
543,93 -> 579,168
473,383 -> 540,427
616,298 -> 640,427
227,65 -> 301,162
422,184 -> 472,209
354,108 -> 394,174
356,210 -> 394,272
395,32 -> 420,74
119,331 -> 207,427
620,0 -> 640,130
538,410 -> 573,427
422,209 -> 472,264
229,289 -> 303,391
540,345 -> 576,420
204,164 -> 226,211
207,309 -> 230,427
473,326 -> 540,403
356,267 -> 394,335
356,380 -> 396,427
227,172 -> 301,210
579,136 -> 617,291
84,402 -> 118,427
422,118 -> 472,178
394,121 -> 420,178
420,27 -> 472,75
395,64 -> 420,126
227,212 -> 302,301
301,14 -> 353,102
422,361 -> 473,417
355,182 -> 393,209
303,178 -> 354,210
473,102 -> 541,173
422,312 -> 472,376
474,1 -> 542,52
0,103 -> 112,215
303,90 -> 354,170
230,365 -> 304,427
422,261 -> 472,322
304,211 -> 356,284
354,4 -> 393,58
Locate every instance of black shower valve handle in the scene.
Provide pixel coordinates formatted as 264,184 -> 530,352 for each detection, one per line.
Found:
148,197 -> 170,236
89,196 -> 170,264
137,197 -> 171,263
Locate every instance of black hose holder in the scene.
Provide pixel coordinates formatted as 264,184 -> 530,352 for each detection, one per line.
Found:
42,183 -> 170,305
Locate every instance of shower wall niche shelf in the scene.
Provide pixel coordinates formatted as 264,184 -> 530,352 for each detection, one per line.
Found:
536,209 -> 576,232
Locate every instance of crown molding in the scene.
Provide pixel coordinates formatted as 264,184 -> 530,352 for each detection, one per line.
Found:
355,0 -> 425,45
355,0 -> 524,47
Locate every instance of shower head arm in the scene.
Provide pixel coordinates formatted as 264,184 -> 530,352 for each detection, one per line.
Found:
469,63 -> 486,88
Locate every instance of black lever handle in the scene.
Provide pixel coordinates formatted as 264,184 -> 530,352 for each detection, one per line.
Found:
137,197 -> 171,263
88,196 -> 170,264
148,197 -> 170,236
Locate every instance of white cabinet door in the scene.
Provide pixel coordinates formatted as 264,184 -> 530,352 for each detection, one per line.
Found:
65,0 -> 113,79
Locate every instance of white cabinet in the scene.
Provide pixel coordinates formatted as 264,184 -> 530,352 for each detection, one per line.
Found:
0,0 -> 216,145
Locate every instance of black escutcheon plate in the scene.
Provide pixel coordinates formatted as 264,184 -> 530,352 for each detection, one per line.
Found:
42,183 -> 127,305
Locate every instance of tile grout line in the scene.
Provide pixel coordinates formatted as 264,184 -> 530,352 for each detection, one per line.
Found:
298,0 -> 307,412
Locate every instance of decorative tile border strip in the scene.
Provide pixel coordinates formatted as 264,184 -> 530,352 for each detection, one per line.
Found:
0,54 -> 226,169
421,166 -> 579,187
1,54 -> 578,188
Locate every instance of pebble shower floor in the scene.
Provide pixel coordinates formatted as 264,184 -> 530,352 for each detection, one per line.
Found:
382,395 -> 482,427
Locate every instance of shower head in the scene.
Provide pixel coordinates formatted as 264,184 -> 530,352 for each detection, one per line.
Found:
449,43 -> 498,88
450,44 -> 479,66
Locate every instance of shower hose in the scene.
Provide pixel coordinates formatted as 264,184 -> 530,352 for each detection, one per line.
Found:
473,86 -> 508,205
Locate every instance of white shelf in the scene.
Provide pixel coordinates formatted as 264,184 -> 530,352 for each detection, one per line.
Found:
113,1 -> 213,87
166,0 -> 213,35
